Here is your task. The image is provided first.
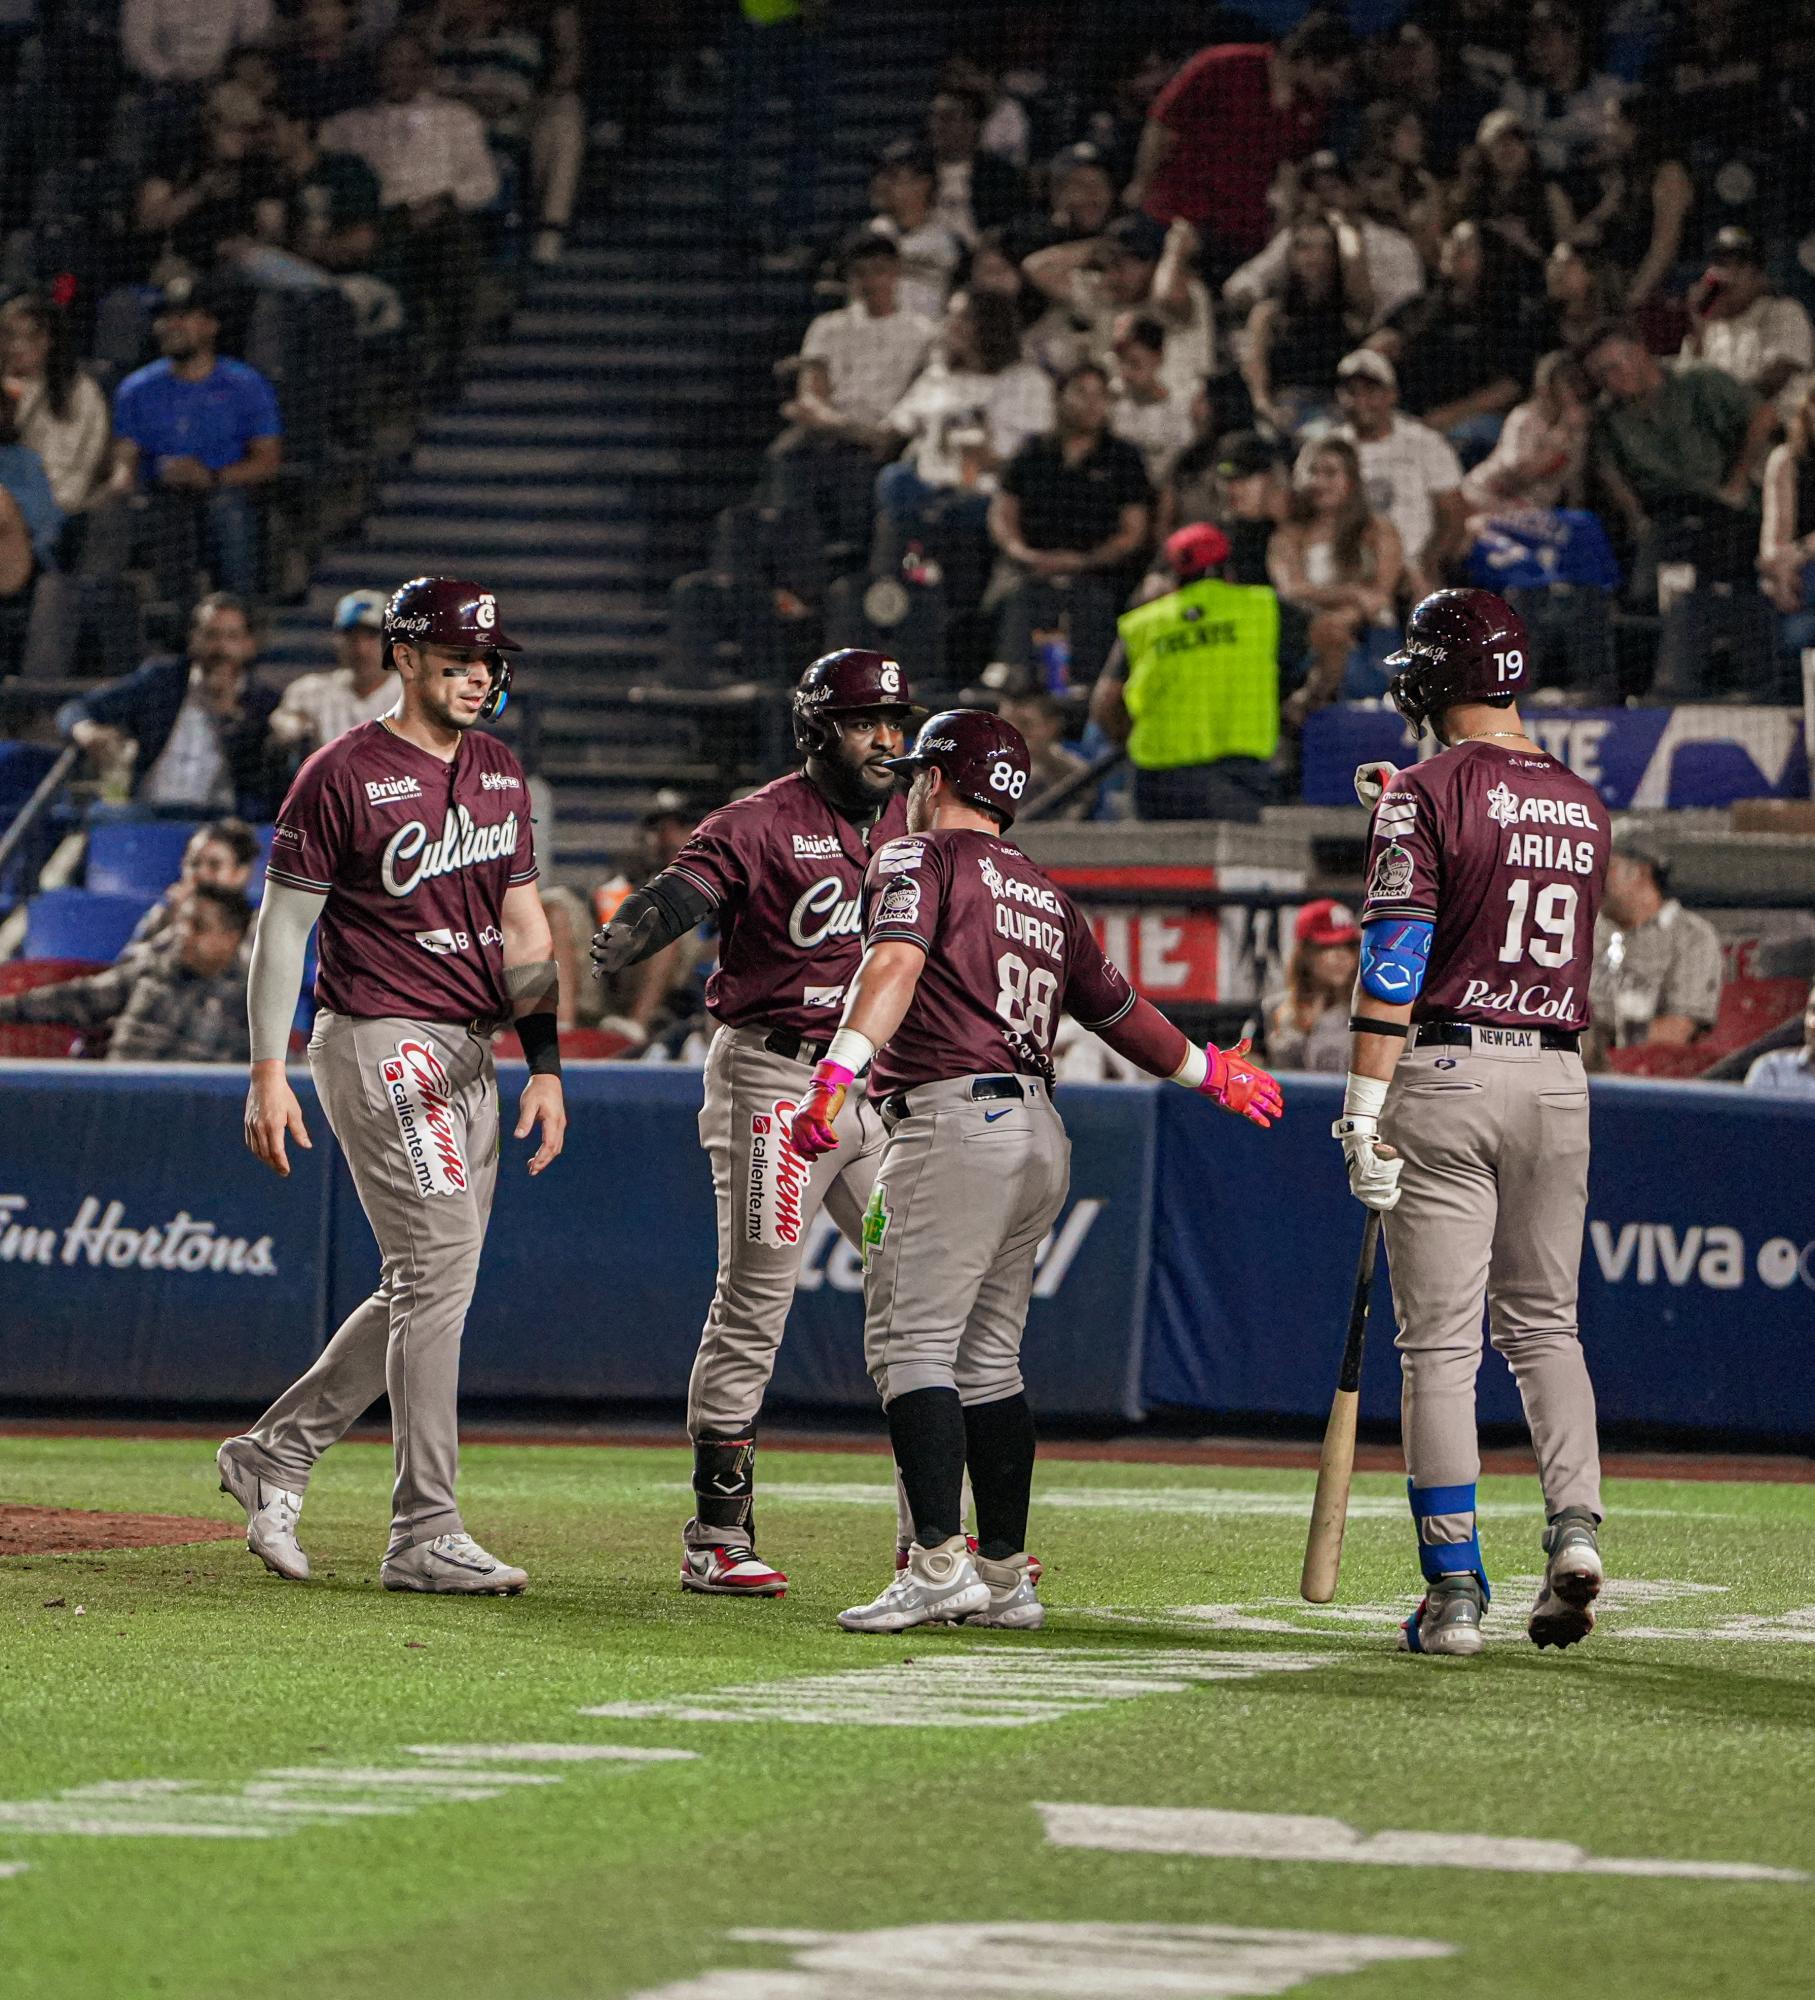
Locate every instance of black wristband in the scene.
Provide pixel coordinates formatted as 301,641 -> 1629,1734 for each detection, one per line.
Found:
517,1009 -> 562,1077
1350,1015 -> 1410,1038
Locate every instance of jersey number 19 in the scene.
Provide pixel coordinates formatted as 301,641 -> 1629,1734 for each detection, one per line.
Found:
1498,879 -> 1579,969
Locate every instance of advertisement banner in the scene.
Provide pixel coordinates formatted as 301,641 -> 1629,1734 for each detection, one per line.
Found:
1047,865 -> 1302,1006
1144,1077 -> 1815,1444
1303,704 -> 1810,811
0,1065 -> 331,1400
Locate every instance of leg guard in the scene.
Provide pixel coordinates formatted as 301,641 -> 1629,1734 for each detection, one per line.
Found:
1408,1478 -> 1491,1600
692,1433 -> 758,1544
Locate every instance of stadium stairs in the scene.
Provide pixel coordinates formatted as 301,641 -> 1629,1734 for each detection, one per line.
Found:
262,1 -> 946,882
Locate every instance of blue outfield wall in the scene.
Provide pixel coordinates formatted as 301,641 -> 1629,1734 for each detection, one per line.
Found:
0,1063 -> 1810,1442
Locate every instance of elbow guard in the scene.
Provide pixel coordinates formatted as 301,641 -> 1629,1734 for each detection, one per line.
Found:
1359,919 -> 1432,1004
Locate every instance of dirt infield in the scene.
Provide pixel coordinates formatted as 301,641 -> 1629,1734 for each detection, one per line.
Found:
0,1506 -> 240,1557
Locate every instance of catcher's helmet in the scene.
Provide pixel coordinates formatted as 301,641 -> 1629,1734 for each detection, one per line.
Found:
883,708 -> 1032,827
384,576 -> 522,720
1384,587 -> 1529,734
792,648 -> 916,754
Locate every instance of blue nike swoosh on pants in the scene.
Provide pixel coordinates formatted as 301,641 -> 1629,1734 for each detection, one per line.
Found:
983,1108 -> 1012,1122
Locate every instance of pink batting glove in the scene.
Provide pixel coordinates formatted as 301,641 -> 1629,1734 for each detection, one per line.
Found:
1201,1039 -> 1285,1129
790,1059 -> 853,1160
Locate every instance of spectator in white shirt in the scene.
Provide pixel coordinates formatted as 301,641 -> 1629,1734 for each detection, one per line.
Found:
872,288 -> 1054,596
0,292 -> 111,517
1224,160 -> 1424,327
1500,1 -> 1627,178
1310,348 -> 1466,601
1743,980 -> 1815,1098
1681,227 -> 1815,426
269,588 -> 396,755
319,31 -> 499,397
1023,212 -> 1216,408
867,142 -> 963,325
771,231 -> 935,549
1109,313 -> 1196,485
123,0 -> 273,87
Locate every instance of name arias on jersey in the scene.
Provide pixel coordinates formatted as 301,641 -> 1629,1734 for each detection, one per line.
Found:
381,803 -> 521,900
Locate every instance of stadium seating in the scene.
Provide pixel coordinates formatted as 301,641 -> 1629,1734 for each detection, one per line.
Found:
23,887 -> 153,962
83,819 -> 200,900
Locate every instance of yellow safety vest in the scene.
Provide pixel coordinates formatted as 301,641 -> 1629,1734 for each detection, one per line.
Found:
1116,577 -> 1280,770
741,0 -> 803,22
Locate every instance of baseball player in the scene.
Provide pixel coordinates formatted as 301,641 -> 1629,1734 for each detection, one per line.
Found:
590,649 -> 918,1597
228,577 -> 566,1595
1336,587 -> 1610,1657
789,709 -> 1284,1634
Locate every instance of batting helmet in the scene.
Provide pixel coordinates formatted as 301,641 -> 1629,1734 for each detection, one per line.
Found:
883,708 -> 1032,826
791,648 -> 916,753
383,576 -> 522,720
1383,587 -> 1529,734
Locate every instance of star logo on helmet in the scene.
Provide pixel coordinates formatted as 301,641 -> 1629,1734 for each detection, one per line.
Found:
1486,781 -> 1520,828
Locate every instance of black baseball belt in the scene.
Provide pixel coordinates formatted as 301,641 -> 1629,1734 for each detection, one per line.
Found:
760,1025 -> 833,1065
881,1075 -> 1027,1123
1414,1020 -> 1580,1053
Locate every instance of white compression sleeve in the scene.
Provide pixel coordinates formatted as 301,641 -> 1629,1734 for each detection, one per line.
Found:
247,880 -> 327,1064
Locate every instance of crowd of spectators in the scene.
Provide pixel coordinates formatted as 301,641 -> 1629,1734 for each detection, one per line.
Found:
0,0 -> 593,671
720,1 -> 1815,828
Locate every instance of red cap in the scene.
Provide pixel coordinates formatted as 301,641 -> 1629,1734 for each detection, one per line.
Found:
1296,898 -> 1360,948
1164,523 -> 1231,580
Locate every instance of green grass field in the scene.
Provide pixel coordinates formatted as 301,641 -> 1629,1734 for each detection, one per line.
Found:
2,1435 -> 1813,2000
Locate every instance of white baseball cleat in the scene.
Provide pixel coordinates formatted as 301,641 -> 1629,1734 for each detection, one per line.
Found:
681,1542 -> 788,1597
962,1551 -> 1045,1630
839,1534 -> 990,1633
1529,1509 -> 1603,1650
1398,1575 -> 1486,1657
381,1532 -> 527,1595
216,1440 -> 309,1581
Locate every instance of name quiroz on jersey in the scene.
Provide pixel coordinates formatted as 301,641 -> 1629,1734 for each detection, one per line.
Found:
980,853 -> 1065,961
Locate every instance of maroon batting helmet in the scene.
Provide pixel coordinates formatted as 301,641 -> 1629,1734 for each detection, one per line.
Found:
883,708 -> 1032,826
1384,587 -> 1529,734
791,648 -> 916,753
384,576 -> 522,719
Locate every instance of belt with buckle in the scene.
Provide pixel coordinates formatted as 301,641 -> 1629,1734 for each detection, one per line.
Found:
881,1074 -> 1025,1123
1416,1020 -> 1580,1053
761,1025 -> 832,1066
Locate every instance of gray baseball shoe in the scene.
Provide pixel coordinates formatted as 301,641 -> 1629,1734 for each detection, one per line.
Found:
1398,1573 -> 1486,1657
961,1552 -> 1045,1630
216,1439 -> 309,1581
381,1532 -> 527,1595
838,1534 -> 990,1633
1529,1508 -> 1603,1650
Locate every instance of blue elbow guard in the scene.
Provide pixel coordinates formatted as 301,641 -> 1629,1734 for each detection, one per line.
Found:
1360,919 -> 1432,1003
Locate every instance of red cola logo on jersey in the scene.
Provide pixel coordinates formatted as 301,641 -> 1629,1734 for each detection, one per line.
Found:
380,804 -> 520,899
1456,977 -> 1580,1019
787,875 -> 862,950
379,1039 -> 469,1197
747,1100 -> 809,1246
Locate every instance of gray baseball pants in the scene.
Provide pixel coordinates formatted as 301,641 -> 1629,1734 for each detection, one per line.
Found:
861,1076 -> 1070,1408
1381,1034 -> 1603,1543
688,1023 -> 886,1445
234,1012 -> 499,1558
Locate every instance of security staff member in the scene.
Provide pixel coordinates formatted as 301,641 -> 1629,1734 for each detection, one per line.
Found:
1088,523 -> 1280,822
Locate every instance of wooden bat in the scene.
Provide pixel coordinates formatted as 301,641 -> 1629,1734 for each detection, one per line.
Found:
1300,1209 -> 1383,1604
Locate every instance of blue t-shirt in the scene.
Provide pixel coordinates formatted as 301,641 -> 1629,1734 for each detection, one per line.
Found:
0,443 -> 63,568
112,358 -> 283,477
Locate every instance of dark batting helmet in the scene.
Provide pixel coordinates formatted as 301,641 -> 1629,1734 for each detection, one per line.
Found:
384,576 -> 522,720
883,708 -> 1032,826
791,648 -> 916,753
1384,587 -> 1529,734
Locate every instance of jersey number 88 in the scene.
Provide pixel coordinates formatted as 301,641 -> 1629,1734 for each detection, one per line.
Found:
989,760 -> 1027,798
996,953 -> 1056,1043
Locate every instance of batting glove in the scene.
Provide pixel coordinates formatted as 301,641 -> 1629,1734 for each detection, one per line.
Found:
1333,1114 -> 1402,1211
1353,760 -> 1399,809
1202,1039 -> 1284,1128
791,1060 -> 853,1160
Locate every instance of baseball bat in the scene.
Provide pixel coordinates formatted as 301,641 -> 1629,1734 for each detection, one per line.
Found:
1299,1209 -> 1382,1603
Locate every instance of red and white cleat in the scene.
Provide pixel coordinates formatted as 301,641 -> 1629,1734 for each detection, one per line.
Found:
681,1543 -> 788,1597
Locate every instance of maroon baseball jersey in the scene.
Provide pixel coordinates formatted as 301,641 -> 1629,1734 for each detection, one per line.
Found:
1361,741 -> 1609,1033
862,829 -> 1136,1094
665,772 -> 908,1037
267,719 -> 537,1022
